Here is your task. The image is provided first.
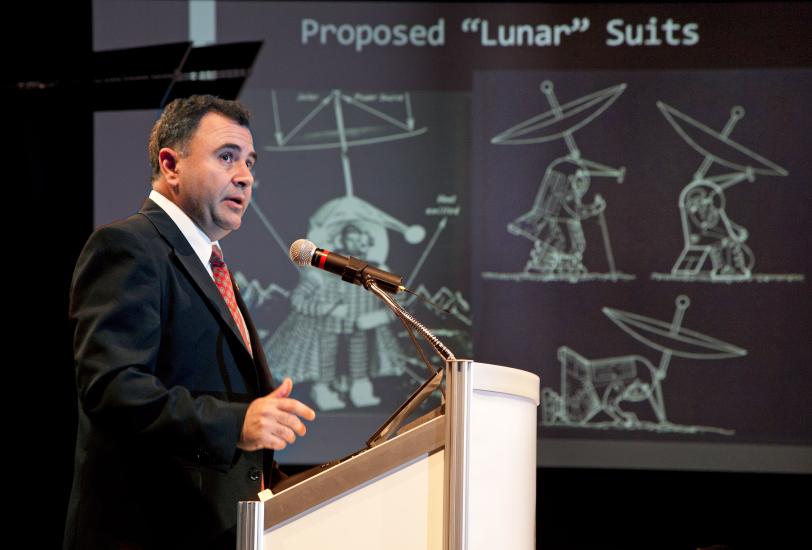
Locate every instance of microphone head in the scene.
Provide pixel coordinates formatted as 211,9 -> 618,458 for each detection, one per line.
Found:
289,239 -> 317,267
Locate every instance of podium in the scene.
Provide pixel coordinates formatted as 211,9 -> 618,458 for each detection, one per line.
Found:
237,360 -> 540,550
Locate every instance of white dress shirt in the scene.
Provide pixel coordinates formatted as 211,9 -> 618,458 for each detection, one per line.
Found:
149,189 -> 220,279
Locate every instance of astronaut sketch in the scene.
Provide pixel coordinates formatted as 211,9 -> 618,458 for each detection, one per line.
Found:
484,80 -> 632,282
652,102 -> 801,283
674,178 -> 753,279
542,296 -> 746,435
510,157 -> 608,276
545,347 -> 660,427
258,89 -> 478,409
266,195 -> 425,411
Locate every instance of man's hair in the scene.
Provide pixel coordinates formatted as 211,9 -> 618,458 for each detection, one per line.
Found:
148,95 -> 251,180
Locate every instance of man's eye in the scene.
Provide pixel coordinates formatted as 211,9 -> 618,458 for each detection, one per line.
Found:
221,152 -> 234,162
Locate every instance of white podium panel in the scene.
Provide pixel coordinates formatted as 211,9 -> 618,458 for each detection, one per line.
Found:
265,451 -> 445,550
468,363 -> 539,550
445,361 -> 539,550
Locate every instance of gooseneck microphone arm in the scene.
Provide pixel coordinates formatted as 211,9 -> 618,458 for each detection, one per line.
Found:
363,277 -> 456,362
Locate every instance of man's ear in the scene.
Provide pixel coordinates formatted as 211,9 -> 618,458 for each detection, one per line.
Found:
158,148 -> 181,185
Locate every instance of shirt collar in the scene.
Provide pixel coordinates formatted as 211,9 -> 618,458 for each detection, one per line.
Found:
149,189 -> 221,273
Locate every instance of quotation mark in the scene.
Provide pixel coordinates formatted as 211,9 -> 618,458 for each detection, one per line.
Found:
571,17 -> 590,32
461,17 -> 482,33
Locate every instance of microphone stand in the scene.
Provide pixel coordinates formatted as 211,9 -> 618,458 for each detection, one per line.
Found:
363,278 -> 456,361
362,277 -> 456,447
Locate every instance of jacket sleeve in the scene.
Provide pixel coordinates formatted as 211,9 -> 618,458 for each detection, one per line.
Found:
70,224 -> 247,471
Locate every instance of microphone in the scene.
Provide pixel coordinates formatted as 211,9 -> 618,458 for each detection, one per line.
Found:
289,239 -> 405,294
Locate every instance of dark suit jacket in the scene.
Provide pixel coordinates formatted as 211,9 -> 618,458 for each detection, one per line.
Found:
64,199 -> 275,550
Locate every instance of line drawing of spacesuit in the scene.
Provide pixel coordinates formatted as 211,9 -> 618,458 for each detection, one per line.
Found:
541,295 -> 746,435
245,89 -> 473,411
483,80 -> 633,282
651,101 -> 803,283
268,196 -> 425,410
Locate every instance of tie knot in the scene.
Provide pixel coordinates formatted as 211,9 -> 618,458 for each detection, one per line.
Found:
210,245 -> 225,267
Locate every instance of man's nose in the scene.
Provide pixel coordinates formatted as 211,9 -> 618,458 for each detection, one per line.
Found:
233,164 -> 254,187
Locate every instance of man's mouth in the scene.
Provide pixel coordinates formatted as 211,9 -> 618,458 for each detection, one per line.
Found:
225,197 -> 245,208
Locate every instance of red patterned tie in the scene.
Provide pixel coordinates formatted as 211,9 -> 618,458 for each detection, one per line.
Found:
209,245 -> 252,355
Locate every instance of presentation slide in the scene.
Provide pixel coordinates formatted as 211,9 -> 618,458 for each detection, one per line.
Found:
92,1 -> 811,472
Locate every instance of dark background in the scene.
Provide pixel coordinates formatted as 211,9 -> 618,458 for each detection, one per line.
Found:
8,1 -> 809,548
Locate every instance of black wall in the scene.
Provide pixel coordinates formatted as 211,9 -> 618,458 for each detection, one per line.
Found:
9,0 -> 91,544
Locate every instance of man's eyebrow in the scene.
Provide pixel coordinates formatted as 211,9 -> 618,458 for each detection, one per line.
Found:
218,143 -> 258,163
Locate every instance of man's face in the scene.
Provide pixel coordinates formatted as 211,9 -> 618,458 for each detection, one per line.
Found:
171,112 -> 257,241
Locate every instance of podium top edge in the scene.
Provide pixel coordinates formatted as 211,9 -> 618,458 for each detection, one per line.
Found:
448,360 -> 541,405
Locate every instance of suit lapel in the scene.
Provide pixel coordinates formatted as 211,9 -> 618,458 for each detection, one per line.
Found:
233,280 -> 274,394
138,199 -> 257,366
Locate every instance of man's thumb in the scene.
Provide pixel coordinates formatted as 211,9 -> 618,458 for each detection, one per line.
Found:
270,377 -> 293,398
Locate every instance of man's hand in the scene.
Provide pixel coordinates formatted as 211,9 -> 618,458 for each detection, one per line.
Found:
238,378 -> 316,451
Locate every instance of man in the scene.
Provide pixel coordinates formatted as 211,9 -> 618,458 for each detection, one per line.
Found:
64,95 -> 316,549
